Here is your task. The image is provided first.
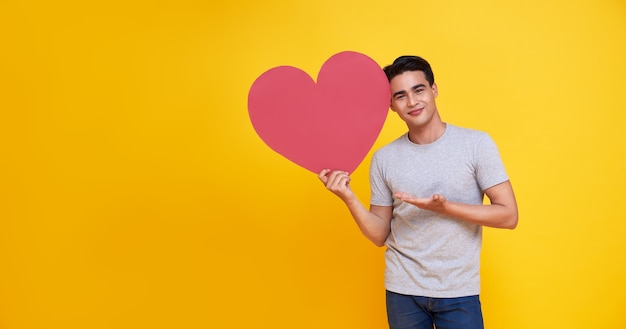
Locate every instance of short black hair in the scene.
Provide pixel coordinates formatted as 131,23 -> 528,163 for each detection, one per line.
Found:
383,56 -> 435,86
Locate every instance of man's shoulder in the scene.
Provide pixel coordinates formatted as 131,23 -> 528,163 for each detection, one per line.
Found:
447,124 -> 490,141
374,134 -> 407,154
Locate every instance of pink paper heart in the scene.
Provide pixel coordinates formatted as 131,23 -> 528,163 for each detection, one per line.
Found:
248,51 -> 390,174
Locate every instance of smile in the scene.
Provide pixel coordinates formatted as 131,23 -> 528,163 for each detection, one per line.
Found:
408,108 -> 423,116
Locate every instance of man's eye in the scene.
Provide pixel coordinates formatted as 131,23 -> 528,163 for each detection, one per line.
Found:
395,95 -> 406,100
415,89 -> 424,94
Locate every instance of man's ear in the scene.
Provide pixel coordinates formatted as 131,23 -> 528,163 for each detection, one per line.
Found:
432,83 -> 438,97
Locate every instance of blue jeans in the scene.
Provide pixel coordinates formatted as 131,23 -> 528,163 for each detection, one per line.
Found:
386,290 -> 484,329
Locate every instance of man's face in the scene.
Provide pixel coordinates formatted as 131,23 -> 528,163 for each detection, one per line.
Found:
389,70 -> 439,129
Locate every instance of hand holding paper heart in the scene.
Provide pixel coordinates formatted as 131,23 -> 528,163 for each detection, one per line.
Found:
247,51 -> 390,174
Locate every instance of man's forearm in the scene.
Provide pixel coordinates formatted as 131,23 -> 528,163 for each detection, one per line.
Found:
442,201 -> 518,229
344,197 -> 391,247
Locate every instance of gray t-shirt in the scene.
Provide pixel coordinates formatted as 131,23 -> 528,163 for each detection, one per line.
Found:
370,124 -> 509,298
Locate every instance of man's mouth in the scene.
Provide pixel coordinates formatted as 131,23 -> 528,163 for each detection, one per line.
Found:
408,108 -> 423,116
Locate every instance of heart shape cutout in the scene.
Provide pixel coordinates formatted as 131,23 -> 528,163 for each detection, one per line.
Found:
248,51 -> 390,174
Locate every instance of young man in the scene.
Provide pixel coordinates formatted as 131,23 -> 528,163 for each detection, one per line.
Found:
318,56 -> 518,329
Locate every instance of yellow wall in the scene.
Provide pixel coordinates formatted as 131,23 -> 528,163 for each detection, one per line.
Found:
1,0 -> 625,328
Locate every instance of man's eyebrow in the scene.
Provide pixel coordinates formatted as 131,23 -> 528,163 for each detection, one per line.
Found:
411,83 -> 427,90
392,90 -> 407,98
392,84 -> 426,98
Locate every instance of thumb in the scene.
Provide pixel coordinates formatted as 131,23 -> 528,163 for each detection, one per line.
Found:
433,194 -> 446,203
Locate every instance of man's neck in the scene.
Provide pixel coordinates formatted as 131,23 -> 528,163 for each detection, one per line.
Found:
408,120 -> 447,145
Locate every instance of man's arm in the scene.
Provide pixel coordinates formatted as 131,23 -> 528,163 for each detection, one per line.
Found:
394,180 -> 518,229
319,170 -> 393,246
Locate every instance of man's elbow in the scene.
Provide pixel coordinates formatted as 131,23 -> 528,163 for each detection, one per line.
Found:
503,212 -> 519,229
368,234 -> 388,247
373,240 -> 386,248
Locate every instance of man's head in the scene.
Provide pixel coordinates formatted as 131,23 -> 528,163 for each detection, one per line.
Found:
383,56 -> 435,87
383,56 -> 441,134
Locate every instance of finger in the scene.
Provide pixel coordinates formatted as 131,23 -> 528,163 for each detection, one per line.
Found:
339,175 -> 352,186
327,172 -> 351,189
434,194 -> 446,203
394,191 -> 410,200
318,169 -> 331,182
324,170 -> 340,187
328,172 -> 349,186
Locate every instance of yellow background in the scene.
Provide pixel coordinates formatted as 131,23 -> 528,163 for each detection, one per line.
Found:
1,0 -> 625,328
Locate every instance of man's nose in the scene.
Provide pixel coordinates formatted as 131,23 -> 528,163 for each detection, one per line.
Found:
407,93 -> 419,106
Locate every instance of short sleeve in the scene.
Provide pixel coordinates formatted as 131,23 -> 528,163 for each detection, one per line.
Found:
475,133 -> 509,191
369,152 -> 394,206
